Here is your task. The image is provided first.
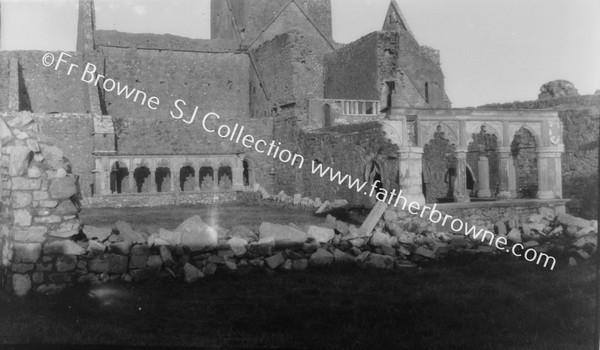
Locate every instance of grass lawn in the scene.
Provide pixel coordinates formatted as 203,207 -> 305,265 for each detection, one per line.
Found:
0,204 -> 596,349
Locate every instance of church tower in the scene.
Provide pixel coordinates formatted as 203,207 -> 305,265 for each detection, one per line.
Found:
211,0 -> 332,44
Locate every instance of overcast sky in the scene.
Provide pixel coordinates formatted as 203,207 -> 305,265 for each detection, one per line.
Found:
0,0 -> 598,107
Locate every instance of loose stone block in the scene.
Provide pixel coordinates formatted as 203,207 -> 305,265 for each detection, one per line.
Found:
364,254 -> 394,269
43,240 -> 85,255
53,200 -> 78,215
88,239 -> 106,254
307,225 -> 335,243
227,236 -> 248,256
55,255 -> 77,272
415,247 -> 435,259
49,220 -> 80,238
49,176 -> 77,199
183,263 -> 205,283
176,216 -> 218,252
12,177 -> 41,190
9,146 -> 31,176
259,222 -> 307,247
41,145 -> 64,169
160,246 -> 175,267
309,248 -> 334,266
265,252 -> 285,269
34,215 -> 62,224
11,192 -> 32,208
83,225 -> 112,242
111,241 -> 132,255
147,255 -> 163,268
39,200 -> 58,208
13,209 -> 32,227
13,242 -> 42,263
11,263 -> 34,273
12,274 -> 31,297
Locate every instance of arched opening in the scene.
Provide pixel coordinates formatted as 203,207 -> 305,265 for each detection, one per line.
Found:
218,165 -> 233,190
511,128 -> 538,198
133,166 -> 150,193
155,167 -> 171,193
110,161 -> 129,194
466,165 -> 475,195
467,125 -> 499,198
323,103 -> 332,127
179,165 -> 196,192
365,160 -> 384,204
199,166 -> 214,190
243,157 -> 255,188
423,126 -> 457,203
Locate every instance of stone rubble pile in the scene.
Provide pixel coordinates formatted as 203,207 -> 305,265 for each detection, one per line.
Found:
19,205 -> 593,295
270,190 -> 349,213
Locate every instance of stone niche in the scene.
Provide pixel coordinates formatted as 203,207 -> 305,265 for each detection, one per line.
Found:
0,112 -> 82,296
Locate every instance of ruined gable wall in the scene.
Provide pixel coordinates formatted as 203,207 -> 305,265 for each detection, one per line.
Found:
323,32 -> 380,101
0,52 -> 87,113
100,47 -> 250,122
394,30 -> 448,108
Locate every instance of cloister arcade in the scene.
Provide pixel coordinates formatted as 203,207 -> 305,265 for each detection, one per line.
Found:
381,108 -> 564,205
94,155 -> 256,196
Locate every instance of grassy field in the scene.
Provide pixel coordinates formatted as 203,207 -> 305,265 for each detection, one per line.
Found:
0,204 -> 596,349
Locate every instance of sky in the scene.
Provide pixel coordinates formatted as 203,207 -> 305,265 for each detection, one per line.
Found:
0,0 -> 598,107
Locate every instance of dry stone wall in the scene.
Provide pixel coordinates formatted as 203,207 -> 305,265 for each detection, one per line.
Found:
0,113 -> 81,296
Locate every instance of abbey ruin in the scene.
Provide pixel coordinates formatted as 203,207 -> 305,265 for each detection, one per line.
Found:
0,0 -> 597,295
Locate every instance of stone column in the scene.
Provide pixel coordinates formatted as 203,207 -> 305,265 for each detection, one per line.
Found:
149,167 -> 157,193
100,157 -> 111,195
232,157 -> 244,190
398,147 -> 426,206
536,146 -> 564,199
453,149 -> 470,203
213,166 -> 219,190
497,147 -> 516,199
128,166 -> 136,193
477,154 -> 492,198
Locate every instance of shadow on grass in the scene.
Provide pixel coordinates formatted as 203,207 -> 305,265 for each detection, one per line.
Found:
0,255 -> 595,349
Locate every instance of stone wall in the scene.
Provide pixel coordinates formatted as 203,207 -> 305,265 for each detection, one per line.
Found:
82,191 -> 239,208
0,114 -> 82,296
0,51 -> 88,113
100,47 -> 251,121
272,117 -> 400,206
32,114 -> 96,198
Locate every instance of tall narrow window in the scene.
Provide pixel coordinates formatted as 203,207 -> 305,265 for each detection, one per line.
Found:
425,82 -> 430,103
386,81 -> 396,109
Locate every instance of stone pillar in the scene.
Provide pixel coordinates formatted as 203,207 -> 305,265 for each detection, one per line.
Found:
497,147 -> 516,199
100,157 -> 110,195
213,167 -> 218,190
232,158 -> 244,190
453,149 -> 470,203
128,163 -> 136,193
149,168 -> 157,193
536,146 -> 564,199
477,155 -> 492,198
398,147 -> 426,206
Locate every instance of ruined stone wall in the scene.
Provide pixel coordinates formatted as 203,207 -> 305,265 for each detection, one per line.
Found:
250,29 -> 331,120
100,47 -> 250,121
272,115 -> 400,206
480,95 -> 600,219
323,32 -> 379,101
33,114 -> 95,198
394,30 -> 448,108
0,113 -> 82,296
0,52 -> 88,113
